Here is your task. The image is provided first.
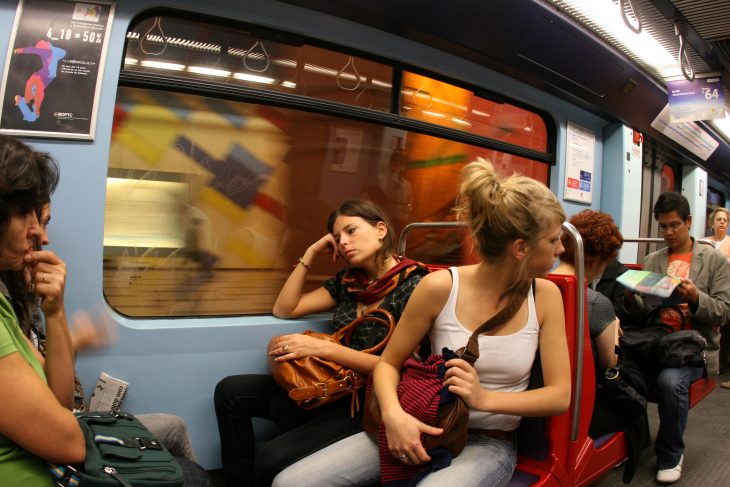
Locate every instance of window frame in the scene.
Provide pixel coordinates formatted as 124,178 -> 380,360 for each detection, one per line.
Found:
121,8 -> 557,168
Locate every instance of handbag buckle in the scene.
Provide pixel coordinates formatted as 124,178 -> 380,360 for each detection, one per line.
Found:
316,382 -> 330,398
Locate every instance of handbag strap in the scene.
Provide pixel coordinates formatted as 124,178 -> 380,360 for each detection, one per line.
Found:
460,275 -> 534,366
333,308 -> 396,354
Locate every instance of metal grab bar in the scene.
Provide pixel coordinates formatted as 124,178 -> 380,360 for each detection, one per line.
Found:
623,237 -> 664,244
561,222 -> 585,442
397,221 -> 466,256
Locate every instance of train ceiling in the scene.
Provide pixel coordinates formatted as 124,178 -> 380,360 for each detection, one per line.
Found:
279,0 -> 730,181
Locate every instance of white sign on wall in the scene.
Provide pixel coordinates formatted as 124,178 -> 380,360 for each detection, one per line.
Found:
563,121 -> 596,204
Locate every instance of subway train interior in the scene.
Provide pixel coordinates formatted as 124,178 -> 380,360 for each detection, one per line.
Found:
1,0 -> 730,485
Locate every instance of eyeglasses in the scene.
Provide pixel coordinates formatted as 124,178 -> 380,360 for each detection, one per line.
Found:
658,221 -> 684,233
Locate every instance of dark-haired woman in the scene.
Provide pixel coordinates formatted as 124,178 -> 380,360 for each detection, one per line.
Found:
214,199 -> 428,487
0,135 -> 84,486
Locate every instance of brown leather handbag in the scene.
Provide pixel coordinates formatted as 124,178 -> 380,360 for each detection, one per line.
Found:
269,309 -> 395,414
364,278 -> 531,457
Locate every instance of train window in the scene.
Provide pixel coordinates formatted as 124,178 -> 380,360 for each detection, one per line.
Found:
660,164 -> 676,193
123,16 -> 393,112
400,72 -> 549,152
104,12 -> 553,317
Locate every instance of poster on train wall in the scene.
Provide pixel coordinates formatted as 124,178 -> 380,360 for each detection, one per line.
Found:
563,121 -> 595,204
0,0 -> 115,140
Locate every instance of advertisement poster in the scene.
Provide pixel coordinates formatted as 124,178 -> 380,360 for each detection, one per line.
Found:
563,121 -> 595,204
667,74 -> 725,123
0,0 -> 115,140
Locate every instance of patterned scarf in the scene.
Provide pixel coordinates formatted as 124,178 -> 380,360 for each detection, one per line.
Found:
341,256 -> 427,305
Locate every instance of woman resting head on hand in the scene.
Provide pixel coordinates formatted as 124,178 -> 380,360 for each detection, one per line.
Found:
271,158 -> 571,487
215,198 -> 429,487
0,134 -> 85,487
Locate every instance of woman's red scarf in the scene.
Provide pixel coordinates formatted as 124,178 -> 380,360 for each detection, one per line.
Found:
341,256 -> 427,305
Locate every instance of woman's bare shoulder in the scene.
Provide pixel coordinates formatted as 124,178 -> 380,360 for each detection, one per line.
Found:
534,277 -> 564,309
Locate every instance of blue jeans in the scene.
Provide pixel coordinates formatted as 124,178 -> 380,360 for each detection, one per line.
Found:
272,431 -> 517,487
654,366 -> 703,469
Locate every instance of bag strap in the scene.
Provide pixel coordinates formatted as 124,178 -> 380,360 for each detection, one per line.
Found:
333,308 -> 396,354
460,274 -> 533,366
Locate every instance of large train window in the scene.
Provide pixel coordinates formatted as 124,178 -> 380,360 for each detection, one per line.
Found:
104,12 -> 553,317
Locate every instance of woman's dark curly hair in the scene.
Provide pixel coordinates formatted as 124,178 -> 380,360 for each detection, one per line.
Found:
0,134 -> 59,228
561,210 -> 623,266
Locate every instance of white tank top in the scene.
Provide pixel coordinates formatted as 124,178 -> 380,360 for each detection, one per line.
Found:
428,267 -> 540,431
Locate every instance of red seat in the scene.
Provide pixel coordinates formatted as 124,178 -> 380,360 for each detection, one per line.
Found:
507,274 -> 628,487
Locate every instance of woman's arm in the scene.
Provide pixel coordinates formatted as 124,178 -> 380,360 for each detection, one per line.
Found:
269,331 -> 380,374
0,352 -> 85,463
374,271 -> 450,464
273,235 -> 339,318
594,318 -> 619,370
452,278 -> 570,417
25,250 -> 75,409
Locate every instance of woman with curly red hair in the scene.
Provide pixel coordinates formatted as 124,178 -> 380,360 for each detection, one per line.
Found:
554,210 -> 623,371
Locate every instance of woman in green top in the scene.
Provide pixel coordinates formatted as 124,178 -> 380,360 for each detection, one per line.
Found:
0,134 -> 85,486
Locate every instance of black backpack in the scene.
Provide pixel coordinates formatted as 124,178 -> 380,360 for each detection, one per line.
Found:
652,330 -> 706,368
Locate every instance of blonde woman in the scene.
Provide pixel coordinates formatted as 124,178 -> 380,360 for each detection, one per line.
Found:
272,159 -> 571,487
704,207 -> 730,261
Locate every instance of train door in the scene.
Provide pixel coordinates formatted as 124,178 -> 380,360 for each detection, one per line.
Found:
637,137 -> 681,263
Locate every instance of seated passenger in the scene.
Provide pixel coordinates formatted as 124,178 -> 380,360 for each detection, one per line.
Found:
214,199 -> 429,487
554,210 -> 648,482
637,192 -> 730,484
0,135 -> 85,486
0,201 -> 208,484
272,158 -> 571,487
554,210 -> 621,371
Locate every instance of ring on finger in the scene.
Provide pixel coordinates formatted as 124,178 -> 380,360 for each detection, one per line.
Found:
397,454 -> 407,461
282,344 -> 289,352
42,272 -> 47,283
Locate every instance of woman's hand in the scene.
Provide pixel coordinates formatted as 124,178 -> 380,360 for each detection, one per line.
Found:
269,333 -> 331,362
382,408 -> 443,465
444,358 -> 487,409
24,250 -> 66,317
308,233 -> 340,261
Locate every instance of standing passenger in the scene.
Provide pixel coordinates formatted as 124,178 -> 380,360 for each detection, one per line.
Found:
702,207 -> 730,261
272,158 -> 571,487
642,192 -> 730,484
0,134 -> 85,486
214,199 -> 428,487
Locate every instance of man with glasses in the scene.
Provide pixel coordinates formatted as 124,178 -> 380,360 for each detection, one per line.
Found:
642,192 -> 730,483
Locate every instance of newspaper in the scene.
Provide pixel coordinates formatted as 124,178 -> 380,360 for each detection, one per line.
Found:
88,372 -> 129,412
617,269 -> 682,299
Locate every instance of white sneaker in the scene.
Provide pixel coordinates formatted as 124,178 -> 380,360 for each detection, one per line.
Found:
656,455 -> 683,484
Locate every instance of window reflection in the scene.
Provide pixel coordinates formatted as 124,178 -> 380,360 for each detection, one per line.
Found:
124,16 -> 393,111
104,87 -> 549,317
401,72 -> 549,152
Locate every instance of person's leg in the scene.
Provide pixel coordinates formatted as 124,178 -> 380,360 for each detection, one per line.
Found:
416,435 -> 516,487
176,456 -> 212,487
271,432 -> 380,487
256,397 -> 362,487
214,374 -> 280,487
137,413 -> 197,462
654,366 -> 702,469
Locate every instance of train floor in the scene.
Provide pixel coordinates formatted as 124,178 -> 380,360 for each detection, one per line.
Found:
209,370 -> 730,486
593,369 -> 730,487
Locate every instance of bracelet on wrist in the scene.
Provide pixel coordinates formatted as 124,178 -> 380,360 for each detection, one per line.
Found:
297,257 -> 311,270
